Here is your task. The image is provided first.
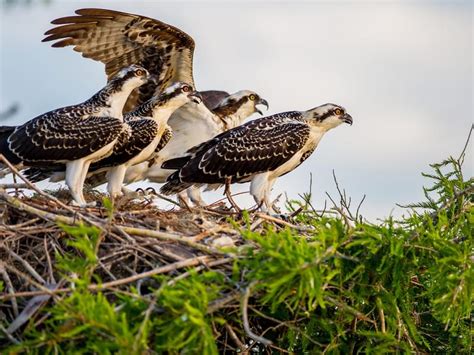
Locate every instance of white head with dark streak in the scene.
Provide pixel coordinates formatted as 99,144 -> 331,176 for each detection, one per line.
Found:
303,103 -> 353,131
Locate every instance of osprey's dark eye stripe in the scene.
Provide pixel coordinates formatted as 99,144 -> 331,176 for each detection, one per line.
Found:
318,110 -> 333,121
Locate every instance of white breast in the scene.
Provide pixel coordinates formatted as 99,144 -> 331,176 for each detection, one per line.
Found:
269,127 -> 326,179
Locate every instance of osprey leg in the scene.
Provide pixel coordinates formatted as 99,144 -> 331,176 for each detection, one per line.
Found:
224,177 -> 241,212
262,178 -> 277,214
250,172 -> 271,212
66,159 -> 88,206
187,186 -> 206,206
107,165 -> 127,198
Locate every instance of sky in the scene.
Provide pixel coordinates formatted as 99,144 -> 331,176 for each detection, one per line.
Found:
0,0 -> 472,220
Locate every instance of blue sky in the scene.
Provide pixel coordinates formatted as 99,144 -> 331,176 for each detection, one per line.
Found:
1,0 -> 472,220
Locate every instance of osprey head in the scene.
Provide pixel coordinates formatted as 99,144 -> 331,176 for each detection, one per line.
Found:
213,90 -> 269,129
140,82 -> 202,119
222,90 -> 269,115
306,103 -> 353,130
109,64 -> 149,92
161,81 -> 202,105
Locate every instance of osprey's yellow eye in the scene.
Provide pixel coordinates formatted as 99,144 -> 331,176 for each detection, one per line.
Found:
249,94 -> 256,101
334,108 -> 343,115
182,85 -> 191,92
134,69 -> 145,76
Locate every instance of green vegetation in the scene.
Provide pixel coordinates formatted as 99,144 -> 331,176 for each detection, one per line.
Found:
0,145 -> 472,353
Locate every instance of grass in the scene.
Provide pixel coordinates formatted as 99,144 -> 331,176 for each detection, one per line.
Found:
0,131 -> 472,353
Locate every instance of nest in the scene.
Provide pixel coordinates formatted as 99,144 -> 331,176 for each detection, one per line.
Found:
0,158 -> 308,342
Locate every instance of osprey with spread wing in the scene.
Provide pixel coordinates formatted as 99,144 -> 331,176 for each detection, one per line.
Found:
43,8 -> 268,204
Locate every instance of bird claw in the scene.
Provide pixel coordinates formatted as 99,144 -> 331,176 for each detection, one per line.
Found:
133,187 -> 158,199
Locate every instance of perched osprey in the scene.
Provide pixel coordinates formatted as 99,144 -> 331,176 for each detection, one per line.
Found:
160,104 -> 353,213
24,82 -> 201,198
124,90 -> 268,204
43,8 -> 268,201
0,65 -> 149,206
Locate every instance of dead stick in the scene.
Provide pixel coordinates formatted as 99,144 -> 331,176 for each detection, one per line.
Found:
0,155 -> 104,229
241,284 -> 272,346
0,266 -> 19,317
2,248 -> 46,284
0,256 -> 210,300
0,190 -> 225,256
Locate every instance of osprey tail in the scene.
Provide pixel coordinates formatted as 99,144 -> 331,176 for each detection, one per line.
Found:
0,126 -> 22,166
160,170 -> 193,195
161,156 -> 191,170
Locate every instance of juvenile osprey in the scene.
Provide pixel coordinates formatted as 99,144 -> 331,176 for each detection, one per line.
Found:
24,82 -> 201,198
0,65 -> 149,206
125,90 -> 268,204
160,104 -> 353,213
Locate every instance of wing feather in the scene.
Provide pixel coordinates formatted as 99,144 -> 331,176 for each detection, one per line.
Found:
44,8 -> 195,111
90,118 -> 159,170
175,113 -> 310,184
7,115 -> 123,163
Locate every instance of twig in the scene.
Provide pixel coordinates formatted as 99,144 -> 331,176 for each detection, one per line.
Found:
458,123 -> 473,163
0,155 -> 105,230
2,247 -> 46,284
43,238 -> 56,284
0,256 -> 211,300
0,190 -> 225,256
0,265 -> 19,317
224,323 -> 247,352
120,226 -> 224,255
241,283 -> 272,346
254,212 -> 313,232
0,324 -> 20,345
207,291 -> 241,314
167,257 -> 233,286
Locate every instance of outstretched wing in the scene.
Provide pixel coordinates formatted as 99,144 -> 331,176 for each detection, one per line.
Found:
7,114 -> 123,164
43,8 -> 195,111
166,112 -> 310,184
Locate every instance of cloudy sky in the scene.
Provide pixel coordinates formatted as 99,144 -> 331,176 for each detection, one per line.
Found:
0,0 -> 472,220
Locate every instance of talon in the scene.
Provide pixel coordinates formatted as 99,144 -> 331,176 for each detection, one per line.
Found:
145,187 -> 158,196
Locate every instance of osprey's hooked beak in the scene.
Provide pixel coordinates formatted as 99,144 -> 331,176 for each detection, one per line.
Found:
188,91 -> 203,104
255,98 -> 269,115
342,113 -> 353,125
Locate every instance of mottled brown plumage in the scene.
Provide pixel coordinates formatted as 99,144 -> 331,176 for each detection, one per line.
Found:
160,104 -> 353,213
44,8 -> 195,112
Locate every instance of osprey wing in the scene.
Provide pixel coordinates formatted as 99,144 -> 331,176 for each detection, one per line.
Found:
7,114 -> 123,164
44,8 -> 195,111
173,112 -> 311,184
90,118 -> 159,170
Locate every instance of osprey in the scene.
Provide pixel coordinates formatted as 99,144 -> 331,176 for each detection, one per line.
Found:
0,65 -> 149,206
24,82 -> 201,198
43,8 -> 268,200
160,103 -> 353,213
124,90 -> 269,204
